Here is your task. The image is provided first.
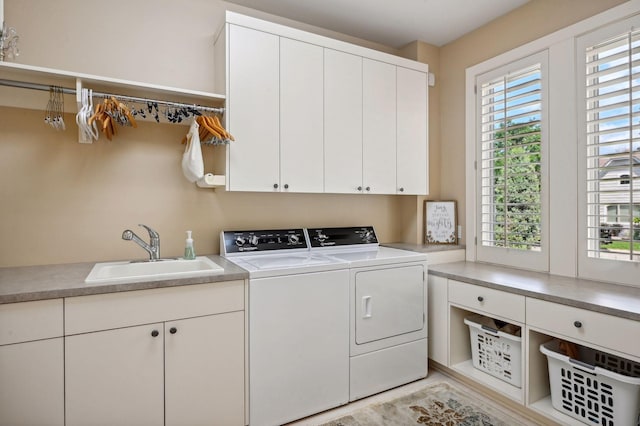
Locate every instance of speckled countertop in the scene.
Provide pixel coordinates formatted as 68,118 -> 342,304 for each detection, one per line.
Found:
384,243 -> 465,253
0,255 -> 249,304
429,261 -> 640,321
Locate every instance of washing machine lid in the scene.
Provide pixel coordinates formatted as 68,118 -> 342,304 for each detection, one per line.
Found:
220,228 -> 348,277
228,253 -> 347,278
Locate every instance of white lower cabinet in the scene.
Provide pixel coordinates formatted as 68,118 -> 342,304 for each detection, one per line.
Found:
0,299 -> 64,426
432,273 -> 640,425
66,312 -> 244,426
165,312 -> 244,426
64,281 -> 245,426
65,323 -> 165,426
526,298 -> 640,425
0,338 -> 64,426
447,279 -> 526,403
427,274 -> 448,365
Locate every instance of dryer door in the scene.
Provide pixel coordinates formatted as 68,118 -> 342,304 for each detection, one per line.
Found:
354,264 -> 424,344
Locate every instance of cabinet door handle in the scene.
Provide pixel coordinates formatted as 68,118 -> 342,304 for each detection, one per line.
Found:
357,186 -> 363,191
477,296 -> 484,302
399,187 -> 405,192
365,186 -> 371,192
284,183 -> 289,189
573,321 -> 582,328
273,183 -> 279,189
169,327 -> 178,334
151,330 -> 159,337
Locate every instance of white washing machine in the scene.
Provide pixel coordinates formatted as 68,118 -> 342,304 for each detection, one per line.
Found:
308,226 -> 428,401
220,229 -> 350,426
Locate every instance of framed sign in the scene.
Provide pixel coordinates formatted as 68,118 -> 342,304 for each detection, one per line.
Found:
424,201 -> 457,244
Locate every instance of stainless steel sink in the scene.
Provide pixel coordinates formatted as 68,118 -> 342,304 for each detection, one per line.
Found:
85,257 -> 224,284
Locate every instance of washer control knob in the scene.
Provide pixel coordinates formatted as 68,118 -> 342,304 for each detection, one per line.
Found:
249,235 -> 259,246
362,230 -> 374,242
235,236 -> 246,247
288,234 -> 300,245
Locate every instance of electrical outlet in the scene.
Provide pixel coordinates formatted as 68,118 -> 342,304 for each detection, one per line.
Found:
458,225 -> 463,239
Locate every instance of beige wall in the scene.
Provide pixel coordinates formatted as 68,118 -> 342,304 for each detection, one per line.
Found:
438,0 -> 628,243
398,41 -> 441,244
1,0 -> 414,267
1,0 -> 629,267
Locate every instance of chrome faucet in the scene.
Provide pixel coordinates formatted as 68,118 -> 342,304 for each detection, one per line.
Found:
122,224 -> 161,261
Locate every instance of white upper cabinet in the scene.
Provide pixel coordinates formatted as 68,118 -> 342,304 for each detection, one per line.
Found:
324,49 -> 363,194
363,59 -> 397,194
217,12 -> 429,195
280,38 -> 324,193
397,67 -> 428,194
227,24 -> 280,192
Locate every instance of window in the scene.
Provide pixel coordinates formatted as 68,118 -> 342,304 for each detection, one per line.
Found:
583,28 -> 640,263
475,52 -> 548,271
577,14 -> 640,286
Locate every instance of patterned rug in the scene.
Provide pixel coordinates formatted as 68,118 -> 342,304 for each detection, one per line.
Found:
319,381 -> 533,426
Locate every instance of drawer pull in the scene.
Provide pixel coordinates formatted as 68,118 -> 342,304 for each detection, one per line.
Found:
169,327 -> 178,334
151,330 -> 159,337
477,296 -> 484,302
573,320 -> 582,328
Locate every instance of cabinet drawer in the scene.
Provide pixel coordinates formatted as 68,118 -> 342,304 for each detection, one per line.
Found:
448,280 -> 525,323
0,299 -> 63,345
527,298 -> 640,358
65,281 -> 244,335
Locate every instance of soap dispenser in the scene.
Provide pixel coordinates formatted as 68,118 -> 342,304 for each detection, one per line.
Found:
184,230 -> 196,260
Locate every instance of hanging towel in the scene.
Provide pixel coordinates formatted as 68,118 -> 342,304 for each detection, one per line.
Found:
182,119 -> 204,182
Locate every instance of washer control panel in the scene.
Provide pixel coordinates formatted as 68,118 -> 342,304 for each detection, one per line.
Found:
307,226 -> 378,248
221,229 -> 308,254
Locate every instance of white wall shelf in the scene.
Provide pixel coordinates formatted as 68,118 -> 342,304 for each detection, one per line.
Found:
0,61 -> 225,112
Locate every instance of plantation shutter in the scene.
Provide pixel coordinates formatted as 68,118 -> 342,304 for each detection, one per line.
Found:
584,30 -> 640,263
475,52 -> 548,271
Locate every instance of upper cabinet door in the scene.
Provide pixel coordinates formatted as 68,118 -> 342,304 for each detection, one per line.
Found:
280,38 -> 324,193
324,49 -> 363,194
227,25 -> 280,191
397,67 -> 428,195
363,59 -> 397,195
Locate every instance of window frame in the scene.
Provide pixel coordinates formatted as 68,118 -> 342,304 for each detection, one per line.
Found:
464,0 -> 640,285
473,52 -> 549,271
576,14 -> 640,286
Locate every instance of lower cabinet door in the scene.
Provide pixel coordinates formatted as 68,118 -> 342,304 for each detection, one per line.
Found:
0,338 -> 64,426
65,323 -> 164,426
165,312 -> 245,426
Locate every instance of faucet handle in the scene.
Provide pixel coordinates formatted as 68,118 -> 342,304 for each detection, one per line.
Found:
138,224 -> 159,239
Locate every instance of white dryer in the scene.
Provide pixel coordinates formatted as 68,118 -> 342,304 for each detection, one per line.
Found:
308,226 -> 428,401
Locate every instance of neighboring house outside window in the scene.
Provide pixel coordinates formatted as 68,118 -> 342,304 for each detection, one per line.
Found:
599,156 -> 640,237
